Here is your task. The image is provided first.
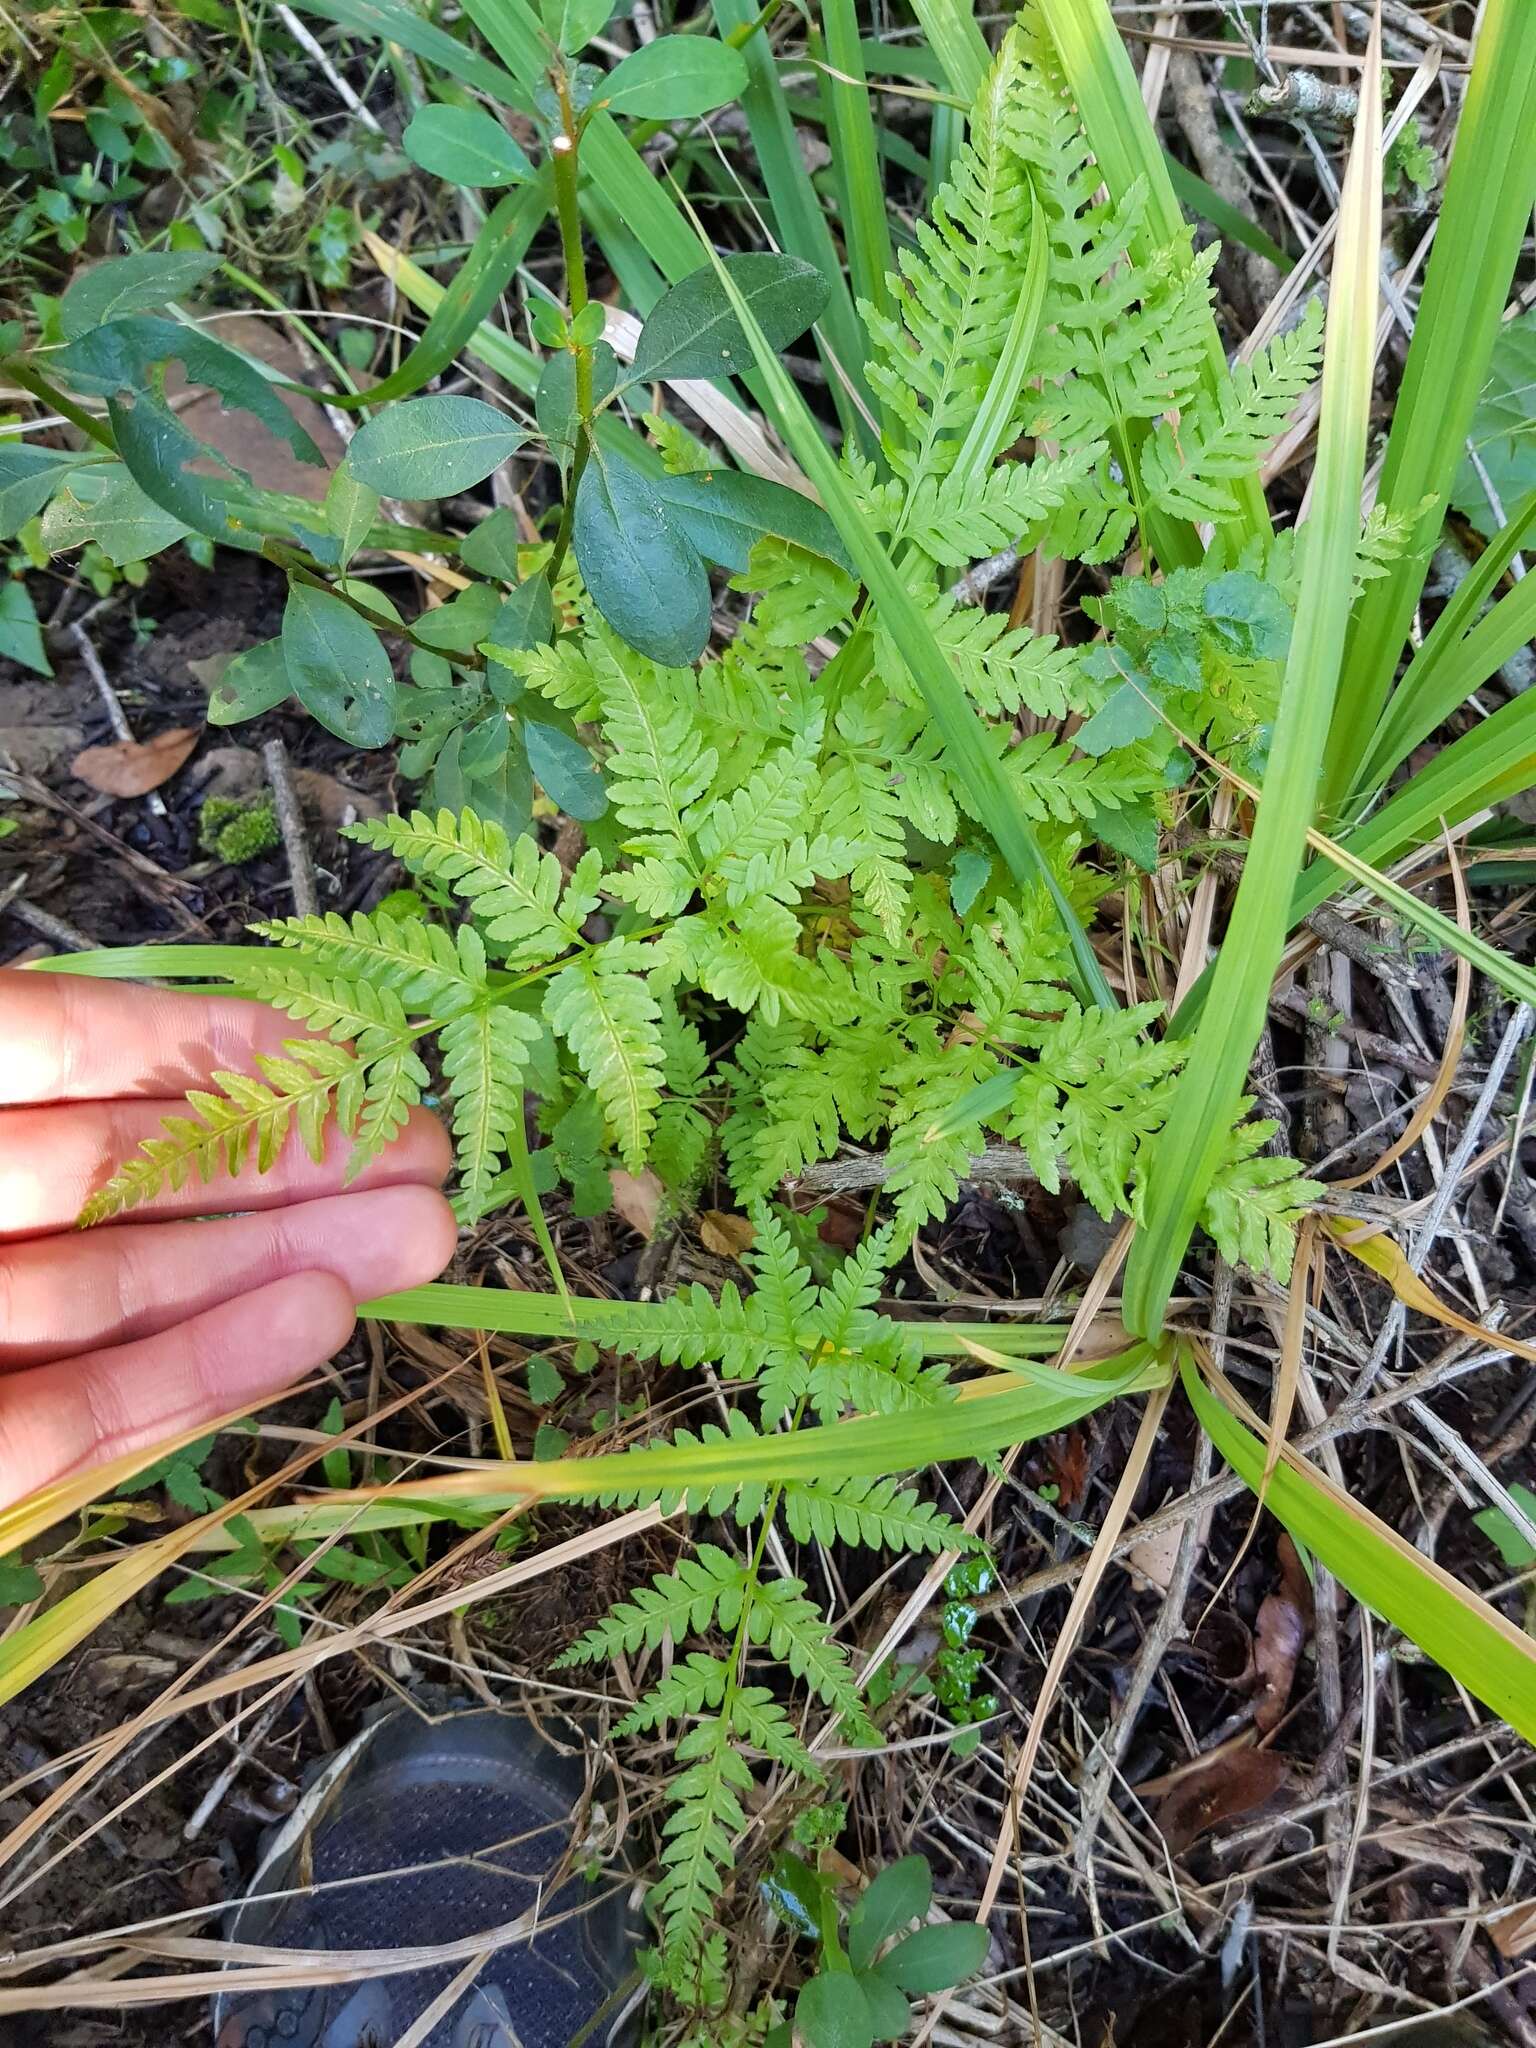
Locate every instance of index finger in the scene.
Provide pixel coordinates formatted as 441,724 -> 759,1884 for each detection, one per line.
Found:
0,969 -> 302,1107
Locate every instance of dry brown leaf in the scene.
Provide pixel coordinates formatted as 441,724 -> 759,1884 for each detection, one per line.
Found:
1491,1901 -> 1536,1959
72,726 -> 199,797
699,1210 -> 755,1261
1254,1533 -> 1313,1732
1157,1746 -> 1288,1854
610,1168 -> 663,1240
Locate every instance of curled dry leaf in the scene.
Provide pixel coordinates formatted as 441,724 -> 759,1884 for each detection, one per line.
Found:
71,726 -> 200,797
699,1209 -> 755,1261
1157,1745 -> 1288,1854
1253,1533 -> 1313,1732
609,1167 -> 664,1240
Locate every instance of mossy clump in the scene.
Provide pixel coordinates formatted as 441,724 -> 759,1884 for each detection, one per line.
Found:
199,794 -> 281,865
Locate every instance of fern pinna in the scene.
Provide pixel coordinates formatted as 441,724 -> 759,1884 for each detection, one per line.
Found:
80,11 -> 1331,1965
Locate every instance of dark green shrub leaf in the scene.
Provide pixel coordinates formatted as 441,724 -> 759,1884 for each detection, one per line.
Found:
461,505 -> 524,580
409,580 -> 501,652
847,1854 -> 931,1972
58,249 -> 220,340
0,1560 -> 44,1608
632,254 -> 829,383
536,341 -> 618,469
852,1860 -> 934,1969
403,105 -> 532,187
208,639 -> 291,726
54,316 -> 324,468
281,582 -> 396,747
653,467 -> 851,573
349,396 -> 524,498
600,35 -> 748,117
0,581 -> 50,677
0,445 -> 84,538
324,465 -> 379,569
795,1973 -> 874,2048
526,717 -> 607,820
854,1970 -> 911,2042
572,442 -> 710,665
873,1921 -> 989,1994
539,0 -> 611,56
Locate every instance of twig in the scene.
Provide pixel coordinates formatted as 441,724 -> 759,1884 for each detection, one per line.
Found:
3,897 -> 95,952
262,737 -> 320,918
274,3 -> 383,131
182,1686 -> 295,1842
67,623 -> 167,820
789,1144 -> 1036,1197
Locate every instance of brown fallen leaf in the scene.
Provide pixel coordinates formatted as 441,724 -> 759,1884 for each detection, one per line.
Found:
1488,1900 -> 1536,1959
1157,1746 -> 1288,1854
72,726 -> 199,797
1254,1533 -> 1313,1731
610,1167 -> 664,1240
700,1209 -> 755,1261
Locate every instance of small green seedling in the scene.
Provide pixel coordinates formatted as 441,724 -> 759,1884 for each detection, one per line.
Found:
763,1849 -> 989,2048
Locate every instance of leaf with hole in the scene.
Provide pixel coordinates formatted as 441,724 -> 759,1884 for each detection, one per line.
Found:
403,105 -> 533,187
348,396 -> 524,498
600,35 -> 748,117
208,640 -> 291,726
631,254 -> 830,385
572,440 -> 711,665
0,445 -> 86,538
281,582 -> 397,748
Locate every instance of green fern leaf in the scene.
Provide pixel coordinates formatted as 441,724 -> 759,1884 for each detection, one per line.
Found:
556,1544 -> 748,1666
439,1004 -> 544,1220
616,1651 -> 732,1736
779,1474 -> 969,1553
1200,1112 -> 1320,1282
651,1712 -> 752,1959
747,1578 -> 877,1743
252,908 -> 484,1013
544,950 -> 666,1170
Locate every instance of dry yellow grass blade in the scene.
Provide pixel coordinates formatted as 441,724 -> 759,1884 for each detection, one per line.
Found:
1325,1222 -> 1536,1366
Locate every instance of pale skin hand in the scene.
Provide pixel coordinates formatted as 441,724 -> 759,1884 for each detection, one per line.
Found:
0,970 -> 458,1512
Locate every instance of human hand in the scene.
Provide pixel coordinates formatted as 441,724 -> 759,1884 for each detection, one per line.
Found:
0,969 -> 457,1511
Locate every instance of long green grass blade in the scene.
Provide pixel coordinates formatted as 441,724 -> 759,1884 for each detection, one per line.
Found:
1325,0 -> 1536,810
1124,20 -> 1382,1338
904,0 -> 987,101
1184,1351 -> 1536,1743
327,174 -> 553,408
952,198 -> 1047,492
295,0 -> 525,101
818,0 -> 896,328
310,1345 -> 1168,1510
711,0 -> 873,444
359,1281 -> 1073,1359
687,216 -> 1116,1010
1350,490 -> 1536,794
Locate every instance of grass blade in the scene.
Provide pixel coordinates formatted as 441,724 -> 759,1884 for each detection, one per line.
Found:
1324,0 -> 1536,811
1124,15 -> 1383,1338
1350,490 -> 1536,793
1183,1348 -> 1536,1744
710,0 -> 874,445
951,197 -> 1047,493
818,0 -> 896,327
296,1346 -> 1170,1511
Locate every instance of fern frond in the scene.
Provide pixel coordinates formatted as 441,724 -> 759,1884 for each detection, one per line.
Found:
747,1578 -> 877,1743
439,1004 -> 544,1220
822,708 -> 911,942
900,445 -> 1105,567
732,1685 -> 819,1777
588,632 -> 712,917
779,1473 -> 969,1553
544,951 -> 666,1170
79,1040 -> 363,1225
556,1544 -> 748,1665
864,28 -> 1033,506
616,1651 -> 732,1736
1200,1112 -> 1320,1282
651,1712 -> 751,1959
232,958 -> 413,1052
1141,298 -> 1323,522
350,1042 -> 429,1180
252,908 -> 484,1013
347,809 -> 601,969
